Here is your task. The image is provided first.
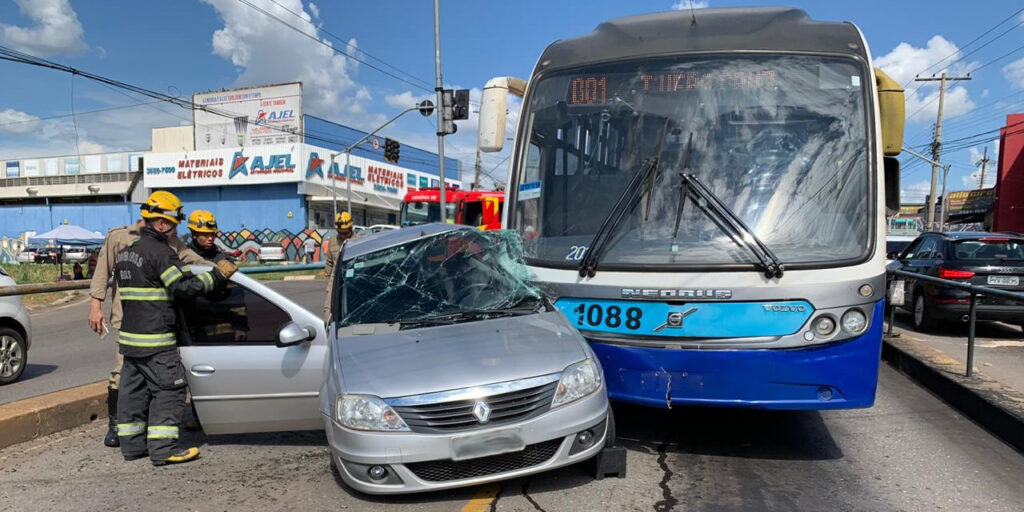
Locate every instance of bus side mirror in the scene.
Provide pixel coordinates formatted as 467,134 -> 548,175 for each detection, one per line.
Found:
884,157 -> 900,214
478,77 -> 527,153
875,68 -> 905,157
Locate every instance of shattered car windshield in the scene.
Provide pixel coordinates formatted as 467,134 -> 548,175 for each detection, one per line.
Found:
337,229 -> 543,326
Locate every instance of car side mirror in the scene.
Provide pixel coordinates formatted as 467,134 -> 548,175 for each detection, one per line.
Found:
884,157 -> 900,214
277,321 -> 314,347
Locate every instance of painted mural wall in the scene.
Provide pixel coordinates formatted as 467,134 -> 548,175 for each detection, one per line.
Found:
211,227 -> 339,263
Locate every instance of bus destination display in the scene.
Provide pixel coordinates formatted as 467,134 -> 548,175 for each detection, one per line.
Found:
567,70 -> 778,105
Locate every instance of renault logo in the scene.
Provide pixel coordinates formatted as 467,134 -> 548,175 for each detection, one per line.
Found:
472,401 -> 491,423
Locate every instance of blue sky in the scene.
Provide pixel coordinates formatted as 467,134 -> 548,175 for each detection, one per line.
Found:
1,0 -> 1023,200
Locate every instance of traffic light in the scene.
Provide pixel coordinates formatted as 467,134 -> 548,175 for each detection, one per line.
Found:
452,89 -> 470,120
440,89 -> 472,135
384,138 -> 400,163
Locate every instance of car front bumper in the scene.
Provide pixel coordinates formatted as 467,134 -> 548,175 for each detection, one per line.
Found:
323,388 -> 608,494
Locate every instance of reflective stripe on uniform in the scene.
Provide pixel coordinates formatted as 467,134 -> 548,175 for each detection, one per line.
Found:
117,422 -> 146,436
160,266 -> 183,287
198,271 -> 214,292
147,425 -> 179,439
180,265 -> 192,274
204,323 -> 234,336
119,287 -> 171,301
118,331 -> 176,348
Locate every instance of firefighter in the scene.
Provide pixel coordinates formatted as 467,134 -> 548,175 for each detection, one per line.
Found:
113,191 -> 237,466
185,209 -> 249,343
323,211 -> 356,321
88,218 -> 208,448
187,210 -> 229,263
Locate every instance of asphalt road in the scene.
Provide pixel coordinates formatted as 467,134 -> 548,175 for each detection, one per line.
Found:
1,364 -> 1022,511
0,280 -> 326,405
888,309 -> 1024,391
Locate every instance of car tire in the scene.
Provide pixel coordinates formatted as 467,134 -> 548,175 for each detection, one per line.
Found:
912,292 -> 938,332
0,327 -> 27,385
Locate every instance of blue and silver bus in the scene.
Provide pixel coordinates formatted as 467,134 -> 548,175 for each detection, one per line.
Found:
477,8 -> 905,409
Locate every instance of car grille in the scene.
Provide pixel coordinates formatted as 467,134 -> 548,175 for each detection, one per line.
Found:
405,439 -> 562,482
392,381 -> 558,434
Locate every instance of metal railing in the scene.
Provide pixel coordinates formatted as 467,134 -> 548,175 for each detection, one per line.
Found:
0,262 -> 325,297
886,268 -> 1024,377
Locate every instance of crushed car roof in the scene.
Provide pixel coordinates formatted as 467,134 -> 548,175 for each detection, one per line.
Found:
341,223 -> 472,261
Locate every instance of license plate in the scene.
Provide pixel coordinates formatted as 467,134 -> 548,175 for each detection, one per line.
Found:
987,276 -> 1019,286
451,429 -> 525,461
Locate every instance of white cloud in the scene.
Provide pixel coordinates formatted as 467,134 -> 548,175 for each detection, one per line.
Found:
672,1 -> 709,9
901,180 -> 932,203
202,0 -> 375,126
1003,57 -> 1024,90
307,2 -> 320,20
384,91 -> 432,109
0,0 -> 86,57
875,35 -> 978,123
964,143 -> 997,189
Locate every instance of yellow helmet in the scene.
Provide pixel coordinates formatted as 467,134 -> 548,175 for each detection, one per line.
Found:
188,210 -> 218,234
140,191 -> 185,225
335,211 -> 353,230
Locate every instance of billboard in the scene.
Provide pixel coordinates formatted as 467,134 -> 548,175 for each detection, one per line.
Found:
946,189 -> 995,222
144,144 -> 302,188
193,82 -> 302,150
5,161 -> 18,178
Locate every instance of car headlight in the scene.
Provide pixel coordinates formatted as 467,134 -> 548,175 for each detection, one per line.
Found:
336,395 -> 410,432
552,359 -> 601,408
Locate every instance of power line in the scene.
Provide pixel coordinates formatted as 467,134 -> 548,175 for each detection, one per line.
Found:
902,6 -> 1024,86
0,100 -> 165,128
261,0 -> 434,91
234,0 -> 434,94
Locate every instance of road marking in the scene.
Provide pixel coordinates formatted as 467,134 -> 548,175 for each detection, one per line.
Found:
460,483 -> 501,512
978,341 -> 1024,349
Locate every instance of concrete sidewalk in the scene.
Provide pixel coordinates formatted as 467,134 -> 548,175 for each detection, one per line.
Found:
882,325 -> 1024,453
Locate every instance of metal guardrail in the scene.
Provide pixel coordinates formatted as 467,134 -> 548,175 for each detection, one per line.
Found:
0,262 -> 325,297
887,268 -> 1024,377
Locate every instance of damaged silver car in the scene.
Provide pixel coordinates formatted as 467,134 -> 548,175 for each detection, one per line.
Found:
321,224 -> 613,494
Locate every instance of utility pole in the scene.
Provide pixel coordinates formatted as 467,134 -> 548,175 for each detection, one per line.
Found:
976,146 -> 990,190
915,72 -> 971,229
433,0 -> 447,222
473,148 -> 482,190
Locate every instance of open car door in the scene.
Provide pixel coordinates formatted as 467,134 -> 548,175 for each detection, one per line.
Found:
177,270 -> 326,434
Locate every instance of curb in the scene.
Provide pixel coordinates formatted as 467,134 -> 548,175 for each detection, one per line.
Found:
283,275 -> 316,281
882,334 -> 1024,453
0,381 -> 106,450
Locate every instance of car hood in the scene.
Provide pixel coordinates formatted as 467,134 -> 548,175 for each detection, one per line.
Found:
333,311 -> 588,400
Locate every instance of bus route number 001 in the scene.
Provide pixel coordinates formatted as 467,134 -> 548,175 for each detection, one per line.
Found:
573,304 -> 643,330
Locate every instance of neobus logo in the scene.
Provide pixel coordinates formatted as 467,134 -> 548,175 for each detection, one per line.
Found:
621,288 -> 732,300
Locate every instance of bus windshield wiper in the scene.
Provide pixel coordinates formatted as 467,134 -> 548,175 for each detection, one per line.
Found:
675,171 -> 785,279
577,156 -> 660,278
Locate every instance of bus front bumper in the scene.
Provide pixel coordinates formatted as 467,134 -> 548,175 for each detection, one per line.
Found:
589,302 -> 884,410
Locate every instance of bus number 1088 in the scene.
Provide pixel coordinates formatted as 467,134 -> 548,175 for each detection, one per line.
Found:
573,303 -> 643,330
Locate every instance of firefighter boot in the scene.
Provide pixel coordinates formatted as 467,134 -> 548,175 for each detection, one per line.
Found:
152,447 -> 200,467
104,389 -> 119,447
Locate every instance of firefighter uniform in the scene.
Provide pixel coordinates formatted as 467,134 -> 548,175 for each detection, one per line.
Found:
89,223 -> 207,447
323,212 -> 355,321
114,226 -> 230,464
185,210 -> 249,342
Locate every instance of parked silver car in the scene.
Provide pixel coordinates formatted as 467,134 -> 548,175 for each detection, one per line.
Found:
175,225 -> 612,494
0,266 -> 32,384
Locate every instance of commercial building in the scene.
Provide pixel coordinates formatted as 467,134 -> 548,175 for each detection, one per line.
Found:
0,82 -> 460,239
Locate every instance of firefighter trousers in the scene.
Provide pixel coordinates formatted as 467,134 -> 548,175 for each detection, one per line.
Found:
117,350 -> 188,461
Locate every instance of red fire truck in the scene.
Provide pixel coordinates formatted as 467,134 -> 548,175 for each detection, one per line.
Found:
401,188 -> 504,230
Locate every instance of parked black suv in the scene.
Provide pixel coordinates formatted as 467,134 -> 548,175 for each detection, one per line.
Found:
892,232 -> 1024,331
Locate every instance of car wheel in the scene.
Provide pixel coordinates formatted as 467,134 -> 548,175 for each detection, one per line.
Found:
0,327 -> 27,385
912,292 -> 937,332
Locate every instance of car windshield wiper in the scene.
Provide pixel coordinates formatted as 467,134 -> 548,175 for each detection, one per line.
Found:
671,152 -> 784,279
398,306 -> 537,328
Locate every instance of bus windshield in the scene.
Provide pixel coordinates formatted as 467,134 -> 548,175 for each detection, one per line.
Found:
513,54 -> 871,268
401,201 -> 457,226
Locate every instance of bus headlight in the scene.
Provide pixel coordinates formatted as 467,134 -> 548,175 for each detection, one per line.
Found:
813,316 -> 837,337
841,309 -> 868,335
